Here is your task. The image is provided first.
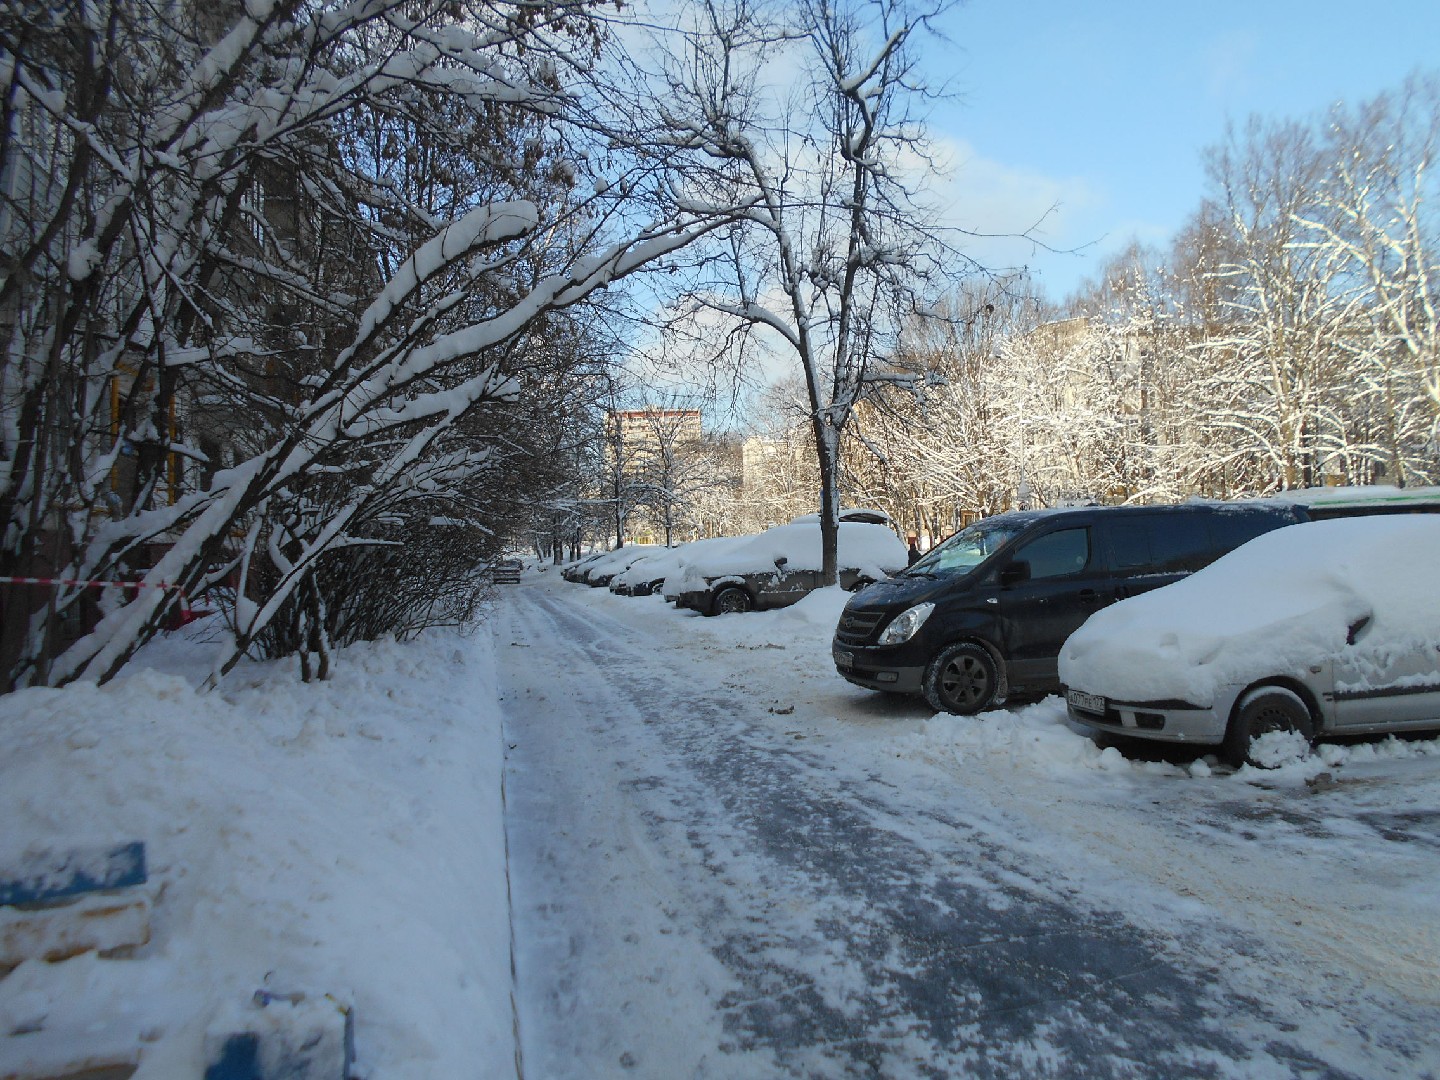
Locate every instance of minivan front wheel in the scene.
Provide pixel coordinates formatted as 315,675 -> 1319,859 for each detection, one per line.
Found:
924,643 -> 1000,715
1223,687 -> 1315,769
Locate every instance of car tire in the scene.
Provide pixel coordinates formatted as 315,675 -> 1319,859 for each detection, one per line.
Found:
1223,686 -> 1315,769
923,642 -> 1001,715
711,586 -> 753,616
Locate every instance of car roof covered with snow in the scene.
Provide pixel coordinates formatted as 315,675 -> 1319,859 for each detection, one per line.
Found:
1059,515 -> 1440,706
788,508 -> 894,526
1270,483 -> 1440,516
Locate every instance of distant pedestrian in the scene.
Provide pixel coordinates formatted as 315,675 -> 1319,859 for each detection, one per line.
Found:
907,537 -> 921,565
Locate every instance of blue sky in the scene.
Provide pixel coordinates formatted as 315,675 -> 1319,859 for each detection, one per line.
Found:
926,0 -> 1439,300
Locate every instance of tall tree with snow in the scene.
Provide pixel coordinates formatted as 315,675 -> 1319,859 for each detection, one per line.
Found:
0,0 -> 733,689
652,0 -> 954,584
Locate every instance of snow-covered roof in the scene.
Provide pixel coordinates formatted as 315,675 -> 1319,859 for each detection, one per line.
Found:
1270,484 -> 1440,514
1059,516 -> 1440,706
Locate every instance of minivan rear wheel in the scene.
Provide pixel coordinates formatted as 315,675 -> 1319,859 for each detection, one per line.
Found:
924,643 -> 1000,715
1223,687 -> 1315,769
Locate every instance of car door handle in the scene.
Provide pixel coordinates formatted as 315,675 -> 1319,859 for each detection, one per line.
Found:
1079,589 -> 1100,603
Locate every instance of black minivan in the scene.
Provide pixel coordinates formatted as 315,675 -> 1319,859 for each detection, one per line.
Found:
832,502 -> 1307,714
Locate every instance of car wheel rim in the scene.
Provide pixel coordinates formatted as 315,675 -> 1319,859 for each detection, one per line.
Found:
1250,703 -> 1297,738
942,656 -> 989,708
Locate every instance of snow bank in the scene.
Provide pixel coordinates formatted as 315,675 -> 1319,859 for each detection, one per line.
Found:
0,632 -> 512,1078
1060,516 -> 1440,705
904,696 -> 1440,785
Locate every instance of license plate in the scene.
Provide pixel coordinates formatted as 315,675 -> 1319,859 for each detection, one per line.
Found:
1067,688 -> 1106,714
834,649 -> 854,670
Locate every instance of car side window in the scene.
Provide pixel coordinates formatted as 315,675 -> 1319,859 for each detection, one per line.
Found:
1208,511 -> 1286,561
1145,516 -> 1212,573
1107,521 -> 1150,570
1013,527 -> 1090,579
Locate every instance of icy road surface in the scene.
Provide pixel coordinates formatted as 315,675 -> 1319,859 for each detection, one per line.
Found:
497,572 -> 1440,1079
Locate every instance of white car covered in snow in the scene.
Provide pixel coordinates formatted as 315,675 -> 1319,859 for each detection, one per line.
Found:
1059,515 -> 1440,767
569,545 -> 660,587
664,518 -> 908,616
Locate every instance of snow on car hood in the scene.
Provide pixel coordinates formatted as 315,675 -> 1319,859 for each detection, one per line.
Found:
1059,516 -> 1440,705
664,522 -> 907,593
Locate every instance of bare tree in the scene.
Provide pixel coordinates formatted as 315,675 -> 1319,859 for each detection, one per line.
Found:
651,0 -> 954,583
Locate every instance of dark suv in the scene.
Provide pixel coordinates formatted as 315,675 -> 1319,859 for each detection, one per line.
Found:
832,502 -> 1307,714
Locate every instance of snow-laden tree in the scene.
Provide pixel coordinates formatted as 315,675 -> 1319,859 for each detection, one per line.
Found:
0,0 -> 734,689
722,377 -> 820,532
1295,76 -> 1440,486
843,280 -> 1035,539
1187,119 -> 1365,492
648,0 -> 954,584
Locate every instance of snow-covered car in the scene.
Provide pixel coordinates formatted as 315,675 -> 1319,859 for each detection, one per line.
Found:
665,520 -> 908,616
610,537 -> 741,597
1059,515 -> 1440,767
577,544 -> 661,587
561,551 -> 609,582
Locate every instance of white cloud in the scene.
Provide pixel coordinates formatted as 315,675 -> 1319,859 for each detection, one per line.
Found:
913,133 -> 1110,280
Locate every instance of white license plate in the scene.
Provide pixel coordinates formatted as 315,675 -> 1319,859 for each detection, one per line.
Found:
834,649 -> 853,670
1067,688 -> 1106,714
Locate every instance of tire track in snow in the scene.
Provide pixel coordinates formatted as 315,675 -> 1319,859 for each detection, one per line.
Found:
500,581 -> 1434,1079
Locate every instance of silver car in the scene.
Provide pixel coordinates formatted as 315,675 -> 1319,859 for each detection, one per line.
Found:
1060,515 -> 1440,767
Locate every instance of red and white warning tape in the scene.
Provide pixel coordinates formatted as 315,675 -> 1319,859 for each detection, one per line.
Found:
0,576 -> 181,592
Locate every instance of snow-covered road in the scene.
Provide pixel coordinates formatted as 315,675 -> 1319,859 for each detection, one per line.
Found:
497,572 -> 1440,1079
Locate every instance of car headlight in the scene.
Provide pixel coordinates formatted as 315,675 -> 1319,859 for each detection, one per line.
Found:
876,602 -> 934,645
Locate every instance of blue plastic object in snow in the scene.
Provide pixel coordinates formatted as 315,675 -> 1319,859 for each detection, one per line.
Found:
0,841 -> 147,906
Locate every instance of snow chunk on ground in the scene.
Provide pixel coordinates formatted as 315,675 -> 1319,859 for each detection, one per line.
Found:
0,632 -> 512,1078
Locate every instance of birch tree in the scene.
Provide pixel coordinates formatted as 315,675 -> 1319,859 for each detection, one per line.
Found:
1192,119 -> 1357,491
1297,76 -> 1440,485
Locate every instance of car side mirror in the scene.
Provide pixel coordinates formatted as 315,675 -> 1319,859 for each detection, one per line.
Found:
999,560 -> 1030,586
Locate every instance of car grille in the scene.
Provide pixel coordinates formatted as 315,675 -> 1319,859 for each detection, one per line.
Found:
835,609 -> 885,646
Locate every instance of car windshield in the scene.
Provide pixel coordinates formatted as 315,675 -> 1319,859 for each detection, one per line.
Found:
906,519 -> 1027,577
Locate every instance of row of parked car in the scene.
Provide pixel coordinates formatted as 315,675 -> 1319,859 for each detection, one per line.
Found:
561,488 -> 1440,769
833,488 -> 1440,768
561,510 -> 909,615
